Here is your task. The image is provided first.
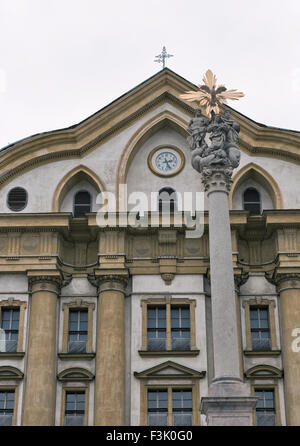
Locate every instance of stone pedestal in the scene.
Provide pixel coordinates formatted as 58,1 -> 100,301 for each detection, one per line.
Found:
23,273 -> 61,426
94,271 -> 128,426
200,168 -> 257,425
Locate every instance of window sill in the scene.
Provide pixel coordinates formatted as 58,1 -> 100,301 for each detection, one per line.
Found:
58,353 -> 96,360
244,350 -> 281,357
0,352 -> 25,359
138,350 -> 200,357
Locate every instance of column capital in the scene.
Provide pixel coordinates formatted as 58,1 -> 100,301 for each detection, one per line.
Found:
202,167 -> 234,195
273,272 -> 300,292
234,272 -> 249,290
27,272 -> 62,294
91,269 -> 129,293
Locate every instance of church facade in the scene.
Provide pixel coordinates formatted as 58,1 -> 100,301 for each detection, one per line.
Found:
0,68 -> 300,426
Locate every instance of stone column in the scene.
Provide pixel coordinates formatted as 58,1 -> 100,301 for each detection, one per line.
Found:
275,274 -> 300,426
23,273 -> 61,426
94,271 -> 128,426
200,168 -> 257,425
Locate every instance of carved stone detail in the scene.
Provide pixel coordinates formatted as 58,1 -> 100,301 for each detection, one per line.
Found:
273,273 -> 300,292
201,167 -> 234,194
161,273 -> 175,285
28,275 -> 62,292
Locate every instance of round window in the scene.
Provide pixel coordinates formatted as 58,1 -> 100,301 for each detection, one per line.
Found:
7,187 -> 28,211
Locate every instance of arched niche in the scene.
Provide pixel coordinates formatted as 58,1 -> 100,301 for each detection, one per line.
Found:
229,163 -> 283,211
52,165 -> 105,212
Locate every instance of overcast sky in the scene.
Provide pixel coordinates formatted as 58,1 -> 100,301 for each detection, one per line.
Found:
0,0 -> 299,149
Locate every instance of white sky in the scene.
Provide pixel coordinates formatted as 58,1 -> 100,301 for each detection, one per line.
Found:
0,0 -> 300,149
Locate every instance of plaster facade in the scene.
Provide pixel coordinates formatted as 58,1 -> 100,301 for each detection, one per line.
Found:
0,68 -> 299,425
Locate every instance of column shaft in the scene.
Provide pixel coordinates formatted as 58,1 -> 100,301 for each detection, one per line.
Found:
23,276 -> 60,426
277,277 -> 300,425
94,276 -> 126,425
208,188 -> 240,379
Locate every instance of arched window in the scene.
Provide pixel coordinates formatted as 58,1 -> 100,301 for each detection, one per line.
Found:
158,187 -> 177,213
73,191 -> 91,218
243,187 -> 261,215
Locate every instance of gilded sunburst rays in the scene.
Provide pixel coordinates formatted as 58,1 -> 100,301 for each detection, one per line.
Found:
180,69 -> 244,117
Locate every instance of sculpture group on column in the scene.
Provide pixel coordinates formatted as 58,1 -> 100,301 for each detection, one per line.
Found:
187,108 -> 241,175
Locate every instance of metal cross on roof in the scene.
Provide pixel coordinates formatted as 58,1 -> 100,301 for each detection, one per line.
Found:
154,46 -> 174,69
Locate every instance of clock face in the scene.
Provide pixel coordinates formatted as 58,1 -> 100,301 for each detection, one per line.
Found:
148,147 -> 185,177
155,151 -> 178,172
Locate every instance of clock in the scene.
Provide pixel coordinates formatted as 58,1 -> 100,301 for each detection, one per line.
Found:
148,146 -> 185,177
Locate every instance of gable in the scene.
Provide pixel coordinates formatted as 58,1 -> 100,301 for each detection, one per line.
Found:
134,360 -> 206,379
0,68 -> 300,193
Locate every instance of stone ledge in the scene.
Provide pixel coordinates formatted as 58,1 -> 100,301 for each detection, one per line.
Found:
0,352 -> 25,359
138,349 -> 200,357
244,350 -> 281,357
58,353 -> 96,360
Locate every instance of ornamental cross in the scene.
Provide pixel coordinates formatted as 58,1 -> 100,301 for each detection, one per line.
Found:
154,46 -> 174,69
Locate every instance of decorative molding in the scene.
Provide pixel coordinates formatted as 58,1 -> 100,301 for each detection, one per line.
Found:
138,349 -> 200,357
134,360 -> 206,380
244,350 -> 281,357
0,299 -> 27,352
61,300 -> 95,354
161,272 -> 175,285
147,145 -> 185,178
0,366 -> 24,380
202,167 -> 234,194
229,162 -> 283,209
242,297 -> 278,351
52,165 -> 105,212
58,353 -> 95,360
1,69 -> 300,194
273,273 -> 300,292
57,367 -> 94,382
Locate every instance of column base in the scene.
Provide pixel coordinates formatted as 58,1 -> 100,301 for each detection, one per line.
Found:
201,377 -> 257,426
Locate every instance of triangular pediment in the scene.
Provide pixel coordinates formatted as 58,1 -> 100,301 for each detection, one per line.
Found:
134,361 -> 206,379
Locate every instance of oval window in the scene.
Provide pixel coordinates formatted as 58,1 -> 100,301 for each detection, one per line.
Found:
7,187 -> 28,211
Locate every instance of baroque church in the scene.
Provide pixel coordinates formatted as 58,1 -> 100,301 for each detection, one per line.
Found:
0,68 -> 300,426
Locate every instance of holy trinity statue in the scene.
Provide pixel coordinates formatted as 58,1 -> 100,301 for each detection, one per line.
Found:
181,70 -> 244,175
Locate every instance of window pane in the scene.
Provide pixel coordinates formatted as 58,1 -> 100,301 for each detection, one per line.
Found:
148,413 -> 168,426
260,309 -> 268,319
250,309 -> 258,320
157,318 -> 166,329
158,308 -> 166,319
69,311 -> 79,321
260,319 -> 269,329
69,321 -> 78,331
12,310 -> 19,321
148,309 -> 156,319
2,310 -> 11,321
244,188 -> 260,202
66,393 -> 76,403
80,311 -> 88,322
79,321 -> 88,331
